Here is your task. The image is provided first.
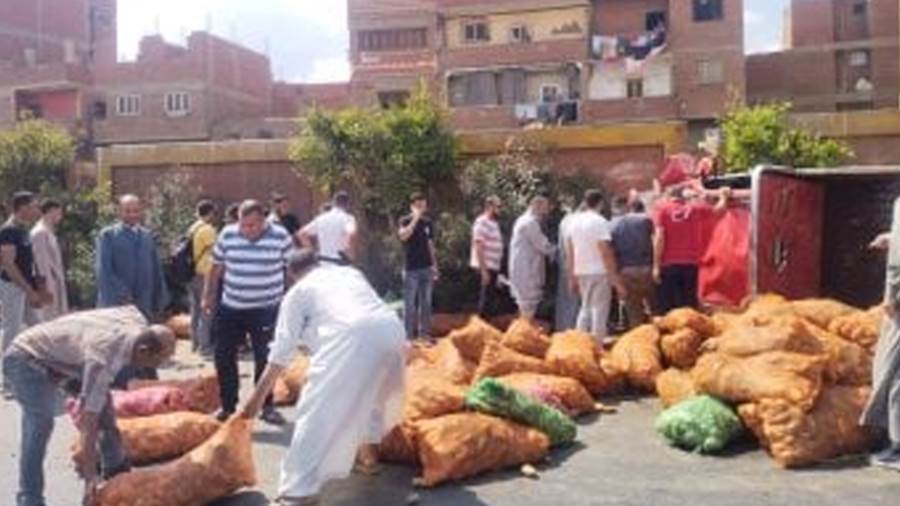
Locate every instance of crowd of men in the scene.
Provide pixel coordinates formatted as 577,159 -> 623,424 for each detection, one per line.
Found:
1,181 -> 899,505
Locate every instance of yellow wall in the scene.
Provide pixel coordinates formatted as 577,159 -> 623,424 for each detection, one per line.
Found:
445,7 -> 590,49
789,109 -> 900,138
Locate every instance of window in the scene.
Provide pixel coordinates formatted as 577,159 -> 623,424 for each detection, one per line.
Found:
540,85 -> 560,103
646,11 -> 667,31
853,1 -> 867,16
849,50 -> 869,67
463,21 -> 490,44
697,59 -> 725,84
165,92 -> 191,116
93,101 -> 107,120
626,79 -> 644,98
115,94 -> 141,116
358,28 -> 427,52
693,0 -> 723,22
378,90 -> 410,109
510,24 -> 530,44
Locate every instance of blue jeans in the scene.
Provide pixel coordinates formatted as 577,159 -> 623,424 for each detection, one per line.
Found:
3,352 -> 128,506
403,268 -> 433,338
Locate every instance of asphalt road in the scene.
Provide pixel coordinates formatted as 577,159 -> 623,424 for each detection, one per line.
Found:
2,342 -> 898,506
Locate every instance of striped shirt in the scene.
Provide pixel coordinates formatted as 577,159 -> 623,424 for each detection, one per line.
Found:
213,223 -> 292,309
470,214 -> 504,271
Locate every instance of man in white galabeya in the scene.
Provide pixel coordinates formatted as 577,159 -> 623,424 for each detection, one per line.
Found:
240,249 -> 406,506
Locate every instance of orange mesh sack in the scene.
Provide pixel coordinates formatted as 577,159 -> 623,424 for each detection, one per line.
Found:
73,412 -> 220,467
447,316 -> 503,362
608,325 -> 663,392
415,413 -> 550,487
430,339 -> 476,385
273,354 -> 310,406
545,331 -> 609,395
657,308 -> 717,337
711,312 -> 740,336
656,369 -> 698,409
660,328 -> 706,369
800,321 -> 872,386
738,386 -> 874,468
700,317 -> 823,358
164,314 -> 192,340
828,306 -> 883,351
96,417 -> 256,506
691,352 -> 825,411
497,373 -> 595,417
790,298 -> 857,329
129,371 -> 220,414
380,423 -> 419,465
738,294 -> 795,326
599,356 -> 627,394
404,367 -> 467,421
501,318 -> 552,359
473,341 -> 551,381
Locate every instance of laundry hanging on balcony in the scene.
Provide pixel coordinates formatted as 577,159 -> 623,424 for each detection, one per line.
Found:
592,26 -> 667,63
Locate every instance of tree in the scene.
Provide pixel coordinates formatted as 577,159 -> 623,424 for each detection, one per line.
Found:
290,85 -> 458,293
720,102 -> 853,173
0,119 -> 74,196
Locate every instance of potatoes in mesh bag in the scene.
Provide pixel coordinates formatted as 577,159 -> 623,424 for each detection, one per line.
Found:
691,351 -> 825,411
711,312 -> 740,336
379,423 -> 419,465
72,412 -> 220,467
415,413 -> 550,487
414,338 -> 477,385
657,308 -> 717,337
800,321 -> 872,386
738,294 -> 795,325
404,367 -> 467,421
738,386 -> 874,468
129,371 -> 220,414
660,328 -> 706,369
656,369 -> 698,409
700,317 -> 823,358
501,318 -> 552,359
545,331 -> 609,395
97,417 -> 256,506
790,298 -> 857,329
608,325 -> 663,392
473,341 -> 551,381
273,354 -> 310,406
448,316 -> 503,362
497,373 -> 596,417
828,306 -> 883,351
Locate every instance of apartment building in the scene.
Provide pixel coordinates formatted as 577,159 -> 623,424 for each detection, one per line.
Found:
747,0 -> 900,112
0,0 -> 116,136
91,32 -> 273,144
347,0 -> 745,135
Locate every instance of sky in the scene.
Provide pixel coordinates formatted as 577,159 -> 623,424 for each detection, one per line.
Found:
117,0 -> 788,84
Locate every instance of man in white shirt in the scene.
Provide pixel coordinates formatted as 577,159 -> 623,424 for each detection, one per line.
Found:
298,192 -> 358,265
567,190 -> 626,344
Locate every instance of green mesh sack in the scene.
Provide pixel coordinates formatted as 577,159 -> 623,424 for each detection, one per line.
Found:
655,395 -> 744,454
465,378 -> 576,446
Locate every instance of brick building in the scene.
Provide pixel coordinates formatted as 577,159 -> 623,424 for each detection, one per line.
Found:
347,0 -> 745,137
747,0 -> 900,112
0,0 -> 116,140
91,31 -> 273,144
1,0 -> 277,146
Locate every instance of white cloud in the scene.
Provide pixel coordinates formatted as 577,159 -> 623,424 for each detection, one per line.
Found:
303,56 -> 351,83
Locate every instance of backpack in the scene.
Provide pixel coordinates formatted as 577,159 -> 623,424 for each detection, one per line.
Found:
170,228 -> 197,285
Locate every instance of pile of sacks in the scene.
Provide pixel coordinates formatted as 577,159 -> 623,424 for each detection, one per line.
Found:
69,371 -> 257,506
613,295 -> 882,468
378,316 -> 619,486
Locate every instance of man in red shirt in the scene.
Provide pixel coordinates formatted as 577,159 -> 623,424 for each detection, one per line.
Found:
653,187 -> 730,313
